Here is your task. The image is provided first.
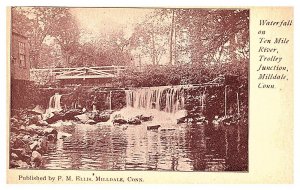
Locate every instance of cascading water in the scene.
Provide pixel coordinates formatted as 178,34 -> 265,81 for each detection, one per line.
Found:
48,93 -> 62,112
112,86 -> 207,125
125,86 -> 185,114
42,93 -> 62,120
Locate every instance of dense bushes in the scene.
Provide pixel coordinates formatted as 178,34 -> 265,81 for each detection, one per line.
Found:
113,62 -> 248,88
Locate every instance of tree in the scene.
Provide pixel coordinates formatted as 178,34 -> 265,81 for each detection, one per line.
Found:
130,11 -> 170,65
50,11 -> 81,67
11,7 -> 72,68
176,9 -> 249,65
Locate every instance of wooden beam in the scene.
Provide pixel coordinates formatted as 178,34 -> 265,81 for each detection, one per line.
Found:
56,75 -> 115,79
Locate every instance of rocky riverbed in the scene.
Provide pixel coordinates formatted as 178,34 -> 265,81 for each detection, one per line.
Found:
9,107 -> 170,169
10,86 -> 245,170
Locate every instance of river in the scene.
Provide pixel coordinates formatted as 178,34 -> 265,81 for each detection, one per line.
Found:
41,121 -> 248,171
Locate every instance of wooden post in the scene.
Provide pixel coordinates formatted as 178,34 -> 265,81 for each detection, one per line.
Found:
224,85 -> 227,116
201,92 -> 204,111
236,92 -> 240,115
109,91 -> 112,110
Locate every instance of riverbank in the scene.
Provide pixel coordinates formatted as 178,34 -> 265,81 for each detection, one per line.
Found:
9,81 -> 248,170
9,104 -> 245,170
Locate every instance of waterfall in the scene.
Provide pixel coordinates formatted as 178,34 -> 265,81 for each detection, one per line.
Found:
125,86 -> 185,114
48,93 -> 62,112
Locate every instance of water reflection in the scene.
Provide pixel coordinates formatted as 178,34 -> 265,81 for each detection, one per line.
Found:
43,122 -> 247,171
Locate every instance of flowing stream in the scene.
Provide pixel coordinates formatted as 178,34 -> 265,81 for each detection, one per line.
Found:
41,88 -> 247,171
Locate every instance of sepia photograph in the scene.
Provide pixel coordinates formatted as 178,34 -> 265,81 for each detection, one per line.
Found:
9,7 -> 249,172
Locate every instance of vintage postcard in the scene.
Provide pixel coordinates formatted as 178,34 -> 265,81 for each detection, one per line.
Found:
7,7 -> 293,183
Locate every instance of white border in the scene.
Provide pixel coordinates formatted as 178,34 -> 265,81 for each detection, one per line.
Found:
1,1 -> 299,190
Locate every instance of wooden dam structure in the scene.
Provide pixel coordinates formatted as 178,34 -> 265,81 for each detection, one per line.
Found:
30,65 -> 126,86
30,66 -> 242,118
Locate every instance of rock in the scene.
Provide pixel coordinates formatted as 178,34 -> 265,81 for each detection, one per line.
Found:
47,134 -> 56,141
192,116 -> 206,123
37,120 -> 48,126
113,118 -> 128,125
212,120 -> 219,125
43,128 -> 58,136
10,127 -> 19,133
128,117 -> 142,125
57,132 -> 72,139
10,160 -> 30,168
177,117 -> 186,124
11,117 -> 19,124
93,113 -> 110,122
160,128 -> 176,132
11,148 -> 25,157
10,160 -> 20,168
45,112 -> 64,124
22,135 -> 32,143
30,105 -> 46,115
43,128 -> 58,141
222,115 -> 234,125
28,115 -> 41,125
20,125 -> 26,130
11,153 -> 19,160
42,111 -> 54,121
27,124 -> 43,131
31,134 -> 40,141
62,109 -> 82,120
12,137 -> 26,149
147,125 -> 161,130
75,113 -> 89,123
36,137 -> 48,154
29,141 -> 39,150
25,124 -> 44,135
31,151 -> 42,167
86,119 -> 96,125
11,148 -> 31,163
137,114 -> 153,122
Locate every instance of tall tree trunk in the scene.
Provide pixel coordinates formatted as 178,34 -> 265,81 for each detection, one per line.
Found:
174,21 -> 177,65
169,9 -> 175,65
150,32 -> 156,65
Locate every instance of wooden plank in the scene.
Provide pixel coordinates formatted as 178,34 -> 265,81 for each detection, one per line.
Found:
56,75 -> 115,79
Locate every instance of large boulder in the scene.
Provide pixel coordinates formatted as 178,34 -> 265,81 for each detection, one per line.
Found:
62,109 -> 82,120
29,105 -> 46,115
177,116 -> 187,124
137,114 -> 153,122
43,128 -> 58,139
29,141 -> 39,151
147,125 -> 161,130
128,117 -> 142,125
28,115 -> 42,125
11,152 -> 19,160
36,137 -> 48,154
192,116 -> 207,123
36,120 -> 48,127
21,135 -> 32,144
12,137 -> 27,149
75,113 -> 89,123
10,160 -> 30,169
112,118 -> 127,125
93,112 -> 110,123
31,151 -> 42,167
45,112 -> 64,124
10,148 -> 31,163
26,124 -> 44,135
